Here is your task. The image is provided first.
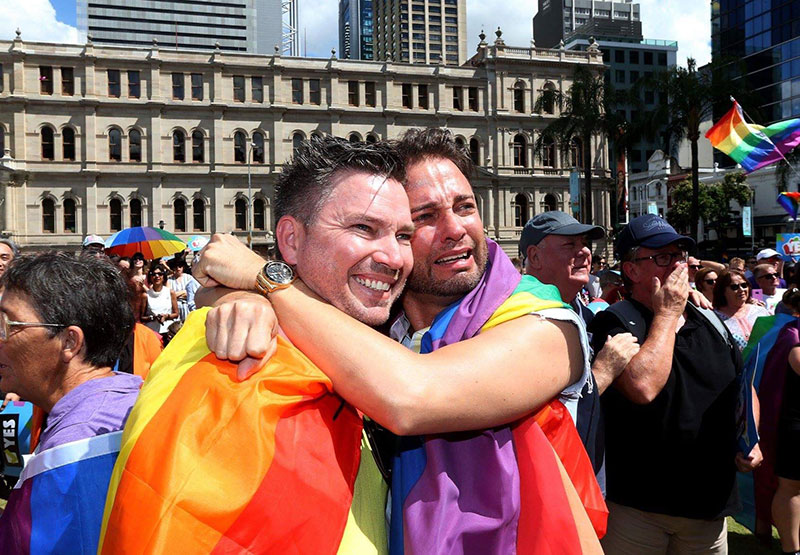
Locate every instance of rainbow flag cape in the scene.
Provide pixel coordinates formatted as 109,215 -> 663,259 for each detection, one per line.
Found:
705,101 -> 800,173
0,431 -> 122,552
390,240 -> 606,554
777,192 -> 800,220
100,308 -> 367,553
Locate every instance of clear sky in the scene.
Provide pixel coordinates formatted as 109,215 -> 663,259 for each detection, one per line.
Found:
4,0 -> 711,68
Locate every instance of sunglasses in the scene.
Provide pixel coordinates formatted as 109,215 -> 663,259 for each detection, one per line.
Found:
149,272 -> 165,277
728,283 -> 748,292
688,264 -> 701,270
758,273 -> 779,280
703,278 -> 716,285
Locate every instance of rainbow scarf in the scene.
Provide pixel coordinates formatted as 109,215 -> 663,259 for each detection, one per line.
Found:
705,101 -> 800,173
99,308 -> 366,553
390,240 -> 606,554
0,432 -> 122,553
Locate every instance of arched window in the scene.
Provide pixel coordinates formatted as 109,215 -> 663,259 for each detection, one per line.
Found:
129,198 -> 142,227
252,132 -> 265,163
41,126 -> 55,160
192,130 -> 204,163
62,128 -> 75,161
193,198 -> 205,231
234,131 -> 246,163
544,193 -> 557,212
0,127 -> 5,156
129,129 -> 142,162
570,137 -> 583,168
234,198 -> 247,230
469,138 -> 480,165
109,128 -> 122,162
542,83 -> 556,115
173,198 -> 186,231
512,134 -> 526,167
514,194 -> 528,227
173,130 -> 185,163
253,198 -> 266,230
109,198 -> 122,232
365,134 -> 378,144
542,136 -> 556,167
42,198 -> 55,233
292,132 -> 304,155
454,137 -> 465,149
348,132 -> 361,144
310,132 -> 323,142
63,198 -> 76,233
513,82 -> 525,113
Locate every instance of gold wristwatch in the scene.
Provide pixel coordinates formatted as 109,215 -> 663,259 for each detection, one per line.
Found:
254,260 -> 296,296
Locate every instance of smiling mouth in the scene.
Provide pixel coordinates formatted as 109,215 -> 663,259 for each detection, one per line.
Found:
354,276 -> 392,292
436,251 -> 471,265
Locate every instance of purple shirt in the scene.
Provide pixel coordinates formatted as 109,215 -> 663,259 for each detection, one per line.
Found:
37,372 -> 142,453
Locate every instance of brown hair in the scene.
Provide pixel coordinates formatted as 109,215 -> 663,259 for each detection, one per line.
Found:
712,269 -> 750,308
695,267 -> 718,297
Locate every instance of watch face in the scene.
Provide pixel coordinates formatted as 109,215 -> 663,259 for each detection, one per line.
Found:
265,261 -> 294,284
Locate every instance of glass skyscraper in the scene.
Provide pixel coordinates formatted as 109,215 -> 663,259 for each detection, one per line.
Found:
340,0 -> 374,60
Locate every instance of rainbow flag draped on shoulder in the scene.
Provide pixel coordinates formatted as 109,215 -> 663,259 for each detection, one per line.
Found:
705,101 -> 800,173
390,240 -> 607,555
99,307 -> 368,553
0,431 -> 122,553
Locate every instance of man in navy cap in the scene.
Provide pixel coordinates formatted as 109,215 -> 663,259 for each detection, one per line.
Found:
588,214 -> 762,553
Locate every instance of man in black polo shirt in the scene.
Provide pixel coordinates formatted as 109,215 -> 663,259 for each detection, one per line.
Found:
589,214 -> 762,554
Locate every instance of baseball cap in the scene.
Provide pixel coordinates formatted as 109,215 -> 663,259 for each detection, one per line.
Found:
756,248 -> 781,261
82,234 -> 105,248
614,214 -> 694,259
518,211 -> 604,257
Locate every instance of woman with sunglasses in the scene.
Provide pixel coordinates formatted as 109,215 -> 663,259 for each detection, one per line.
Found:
143,263 -> 179,341
694,267 -> 718,302
713,269 -> 770,351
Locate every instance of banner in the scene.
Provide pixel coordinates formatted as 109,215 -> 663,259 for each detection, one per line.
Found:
776,233 -> 800,261
569,170 -> 580,216
742,206 -> 752,237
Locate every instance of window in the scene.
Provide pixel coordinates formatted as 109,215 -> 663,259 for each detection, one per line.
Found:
62,127 -> 75,161
645,89 -> 655,104
234,132 -> 246,163
348,80 -> 359,106
173,130 -> 185,162
542,137 -> 556,166
129,198 -> 142,227
42,198 -> 55,233
366,134 -> 377,144
252,76 -> 263,103
512,134 -> 526,167
233,75 -> 245,102
615,70 -> 625,84
108,69 -> 120,97
129,129 -> 142,162
402,83 -> 412,108
234,198 -> 247,230
173,199 -> 186,232
469,137 -> 480,165
109,128 -> 122,161
513,82 -> 525,112
172,73 -> 184,100
41,126 -> 54,160
630,70 -> 640,83
629,51 -> 640,64
468,86 -> 478,111
193,199 -> 205,231
0,127 -> 4,155
63,198 -> 76,233
253,198 -> 266,230
615,50 -> 625,63
309,79 -> 321,105
644,51 -> 653,65
418,84 -> 428,109
191,73 -> 203,100
292,78 -> 304,104
514,194 -> 528,227
0,63 -> 3,93
544,193 -> 557,212
542,83 -> 556,114
658,53 -> 667,66
252,132 -> 265,163
40,66 -> 53,95
453,87 -> 463,111
128,70 -> 140,98
570,137 -> 583,168
455,137 -> 465,149
348,132 -> 361,144
109,198 -> 122,232
192,130 -> 204,163
365,81 -> 376,107
61,67 -> 74,96
292,132 -> 304,155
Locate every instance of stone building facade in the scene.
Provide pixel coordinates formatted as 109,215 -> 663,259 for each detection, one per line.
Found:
0,30 -> 613,255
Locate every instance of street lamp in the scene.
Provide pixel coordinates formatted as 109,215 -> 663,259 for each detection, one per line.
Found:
158,219 -> 165,230
246,141 -> 257,250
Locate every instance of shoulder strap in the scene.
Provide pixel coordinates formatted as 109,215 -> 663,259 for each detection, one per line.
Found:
604,300 -> 647,344
689,303 -> 734,350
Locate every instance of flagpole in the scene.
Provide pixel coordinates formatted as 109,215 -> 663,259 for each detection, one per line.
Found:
732,96 -> 800,178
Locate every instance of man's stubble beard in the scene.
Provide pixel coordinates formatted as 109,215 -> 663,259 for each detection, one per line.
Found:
406,240 -> 489,298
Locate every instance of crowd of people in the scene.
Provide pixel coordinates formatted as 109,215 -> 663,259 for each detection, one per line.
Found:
0,128 -> 796,554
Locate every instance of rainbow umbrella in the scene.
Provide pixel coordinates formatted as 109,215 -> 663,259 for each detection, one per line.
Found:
104,227 -> 186,259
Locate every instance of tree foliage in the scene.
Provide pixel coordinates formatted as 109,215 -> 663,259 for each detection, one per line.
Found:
667,172 -> 752,233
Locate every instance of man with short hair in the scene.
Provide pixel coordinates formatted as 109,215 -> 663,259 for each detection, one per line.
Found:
588,214 -> 761,554
82,234 -> 106,258
0,252 -> 139,552
754,263 -> 784,313
0,238 -> 18,282
687,256 -> 701,286
752,248 -> 787,288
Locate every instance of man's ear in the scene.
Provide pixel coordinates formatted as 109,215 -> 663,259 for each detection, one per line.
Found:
622,260 -> 639,284
275,215 -> 304,266
60,326 -> 86,365
526,244 -> 543,271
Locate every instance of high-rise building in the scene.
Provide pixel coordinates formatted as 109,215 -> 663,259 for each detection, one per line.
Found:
77,0 -> 290,55
534,0 -> 641,49
340,0 -> 374,60
372,0 -> 467,65
711,0 -> 800,124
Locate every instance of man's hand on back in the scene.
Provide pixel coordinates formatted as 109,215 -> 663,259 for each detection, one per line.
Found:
592,333 -> 640,394
194,234 -> 266,291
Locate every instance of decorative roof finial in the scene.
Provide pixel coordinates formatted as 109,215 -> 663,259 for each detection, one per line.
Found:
15,28 -> 21,39
479,29 -> 486,43
495,26 -> 502,40
331,47 -> 337,59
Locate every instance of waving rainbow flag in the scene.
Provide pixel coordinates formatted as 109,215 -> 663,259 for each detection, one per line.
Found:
390,240 -> 606,554
100,308 -> 369,553
705,101 -> 800,173
777,192 -> 800,220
